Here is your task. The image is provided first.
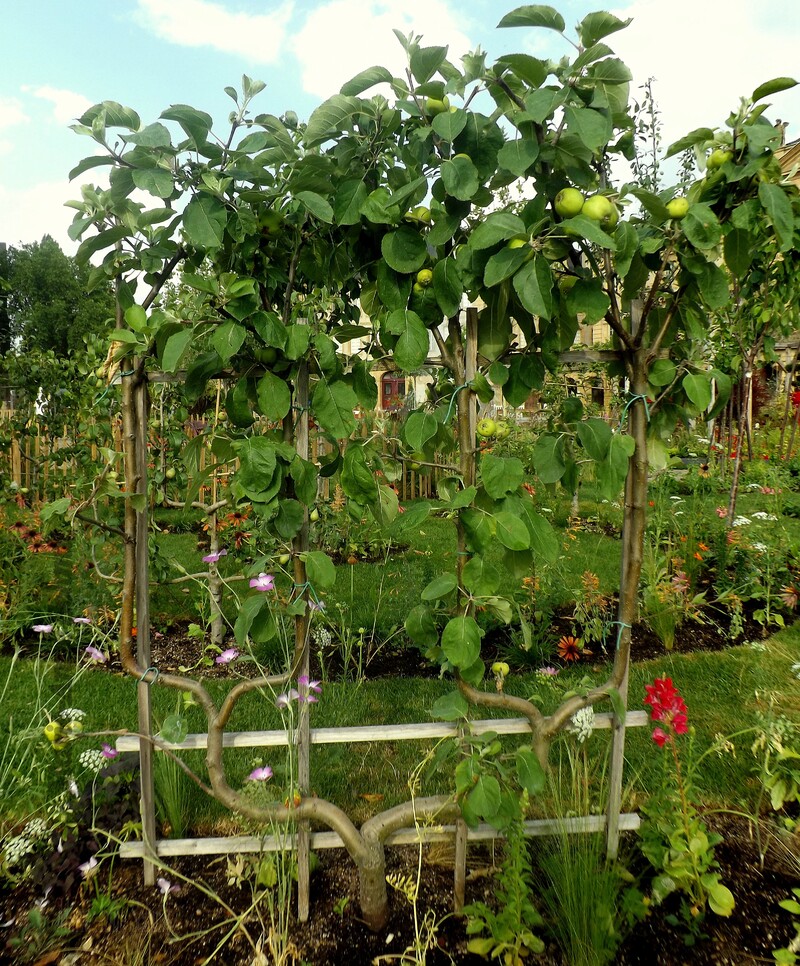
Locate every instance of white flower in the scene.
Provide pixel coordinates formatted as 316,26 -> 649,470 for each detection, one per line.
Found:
733,516 -> 751,527
24,819 -> 49,841
78,749 -> 106,773
570,706 -> 596,744
2,835 -> 33,866
60,708 -> 86,722
791,662 -> 800,681
752,512 -> 777,521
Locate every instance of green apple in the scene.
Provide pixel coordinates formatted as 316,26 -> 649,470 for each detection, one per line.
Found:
309,508 -> 320,523
707,149 -> 733,170
666,196 -> 690,220
406,205 -> 432,225
425,96 -> 450,117
107,470 -> 119,481
582,194 -> 617,228
554,187 -> 585,218
165,468 -> 177,480
476,417 -> 497,439
416,268 -> 434,287
412,282 -> 426,296
260,210 -> 283,234
255,346 -> 278,365
278,553 -> 291,565
44,721 -> 62,743
494,421 -> 511,439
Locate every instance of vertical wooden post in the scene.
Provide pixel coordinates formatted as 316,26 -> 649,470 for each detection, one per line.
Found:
134,376 -> 157,886
293,352 -> 311,922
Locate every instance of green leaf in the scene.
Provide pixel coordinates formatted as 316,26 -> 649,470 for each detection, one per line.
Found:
759,181 -> 794,251
341,444 -> 379,504
290,456 -> 318,506
441,155 -> 480,201
470,372 -> 494,404
752,76 -> 798,102
211,320 -> 246,364
334,179 -> 368,225
578,11 -> 631,47
513,254 -> 555,320
225,378 -> 255,429
183,195 -> 227,250
649,359 -> 677,387
340,66 -> 393,96
433,259 -> 464,318
495,512 -> 531,550
381,227 -> 428,273
304,551 -> 336,589
296,190 -> 334,223
664,127 -> 715,159
410,45 -> 448,83
462,555 -> 501,596
422,573 -> 458,601
484,246 -> 530,287
471,212 -> 527,250
285,324 -> 311,360
431,691 -> 469,721
561,214 -> 616,250
131,166 -> 174,199
304,94 -> 362,147
405,411 -> 439,451
234,594 -> 273,647
683,373 -> 712,412
565,278 -> 610,324
256,371 -> 291,421
432,109 -> 468,142
160,104 -> 213,145
723,228 -> 754,278
481,454 -> 525,499
497,5 -> 566,31
159,714 -> 188,746
312,379 -> 358,437
515,748 -> 546,795
532,434 -> 565,484
696,262 -> 730,309
495,53 -> 549,87
441,616 -> 482,669
466,774 -> 502,823
496,139 -> 539,176
405,605 -> 439,648
563,105 -> 612,152
160,328 -> 193,372
576,417 -> 612,462
682,203 -> 722,250
385,310 -> 429,371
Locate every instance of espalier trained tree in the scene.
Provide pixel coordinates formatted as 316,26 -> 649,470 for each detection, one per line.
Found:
63,4 -> 799,929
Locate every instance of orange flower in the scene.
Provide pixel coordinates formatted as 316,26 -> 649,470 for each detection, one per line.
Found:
698,543 -> 709,552
693,552 -> 703,561
557,635 -> 581,662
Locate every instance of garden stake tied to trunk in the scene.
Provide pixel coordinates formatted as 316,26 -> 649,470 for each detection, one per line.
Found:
59,4 -> 800,936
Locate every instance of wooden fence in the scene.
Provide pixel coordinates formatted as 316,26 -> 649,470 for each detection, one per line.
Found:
116,710 -> 647,913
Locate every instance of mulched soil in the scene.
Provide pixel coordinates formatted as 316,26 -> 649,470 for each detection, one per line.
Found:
2,611 -> 798,964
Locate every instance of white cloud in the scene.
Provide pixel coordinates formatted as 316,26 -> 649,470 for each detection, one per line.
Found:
0,96 -> 29,132
134,0 -> 293,63
0,179 -> 78,252
23,86 -> 94,125
291,0 -> 474,98
610,0 -> 800,147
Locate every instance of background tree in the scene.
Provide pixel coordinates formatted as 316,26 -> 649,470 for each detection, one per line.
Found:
5,236 -> 114,355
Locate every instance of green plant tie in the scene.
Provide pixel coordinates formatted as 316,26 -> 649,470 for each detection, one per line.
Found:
617,392 -> 650,431
138,666 -> 160,685
293,581 -> 322,606
606,620 -> 632,651
443,383 -> 471,425
94,369 -> 137,406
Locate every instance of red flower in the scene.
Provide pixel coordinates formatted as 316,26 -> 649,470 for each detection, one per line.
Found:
644,677 -> 688,744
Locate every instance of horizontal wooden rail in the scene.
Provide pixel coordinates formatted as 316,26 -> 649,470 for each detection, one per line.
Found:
115,710 -> 649,753
119,812 -> 641,860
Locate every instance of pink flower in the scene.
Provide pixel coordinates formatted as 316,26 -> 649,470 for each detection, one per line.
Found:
157,877 -> 180,895
215,647 -> 239,664
715,506 -> 727,518
248,766 -> 273,781
249,573 -> 275,591
85,645 -> 107,663
72,617 -> 92,625
203,549 -> 228,563
276,689 -> 300,710
32,624 -> 53,634
101,743 -> 118,759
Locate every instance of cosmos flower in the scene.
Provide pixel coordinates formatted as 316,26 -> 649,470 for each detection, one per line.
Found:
215,647 -> 239,664
249,573 -> 275,591
248,766 -> 273,781
203,549 -> 228,563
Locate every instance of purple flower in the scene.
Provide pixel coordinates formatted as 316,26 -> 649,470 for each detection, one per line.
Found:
101,743 -> 118,759
215,647 -> 239,665
157,877 -> 180,895
203,549 -> 228,564
538,666 -> 560,677
298,675 -> 322,703
276,689 -> 299,710
309,599 -> 326,612
248,766 -> 273,781
249,573 -> 275,591
32,624 -> 53,634
72,617 -> 92,625
85,645 -> 107,663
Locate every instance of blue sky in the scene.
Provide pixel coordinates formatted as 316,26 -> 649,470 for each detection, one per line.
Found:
2,0 -> 799,252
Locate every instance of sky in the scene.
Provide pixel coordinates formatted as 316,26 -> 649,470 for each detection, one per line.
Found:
2,0 -> 799,253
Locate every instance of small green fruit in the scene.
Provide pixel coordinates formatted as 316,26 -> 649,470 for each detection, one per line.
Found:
44,721 -> 62,743
309,509 -> 320,523
707,149 -> 733,170
416,268 -> 434,287
405,205 -> 432,225
278,553 -> 291,565
425,96 -> 450,117
476,417 -> 497,439
554,187 -> 585,218
165,468 -> 177,480
666,196 -> 690,220
582,194 -> 617,228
